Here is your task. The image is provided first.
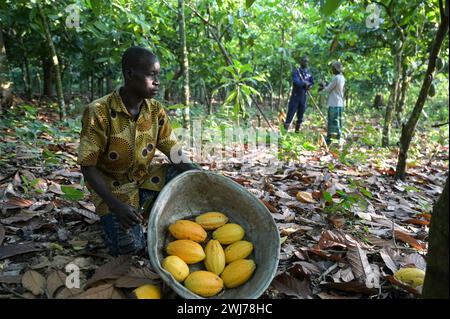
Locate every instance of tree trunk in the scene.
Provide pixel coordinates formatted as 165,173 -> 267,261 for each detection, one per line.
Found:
373,93 -> 384,109
277,27 -> 285,111
382,48 -> 402,147
21,42 -> 32,99
97,77 -> 103,97
106,74 -> 113,93
90,75 -> 94,101
178,0 -> 190,127
0,26 -> 13,113
395,66 -> 410,125
395,5 -> 448,180
38,2 -> 66,119
42,57 -> 54,97
422,176 -> 449,299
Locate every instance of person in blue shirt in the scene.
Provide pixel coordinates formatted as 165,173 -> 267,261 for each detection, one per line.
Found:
284,55 -> 314,132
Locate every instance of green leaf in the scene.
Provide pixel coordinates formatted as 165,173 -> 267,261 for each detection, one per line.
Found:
360,188 -> 373,199
61,186 -> 85,201
321,0 -> 341,16
323,191 -> 333,203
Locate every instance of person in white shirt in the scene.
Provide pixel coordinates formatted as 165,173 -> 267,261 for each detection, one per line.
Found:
319,61 -> 345,145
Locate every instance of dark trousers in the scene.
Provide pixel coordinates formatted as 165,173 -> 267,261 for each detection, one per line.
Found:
100,164 -> 181,256
285,92 -> 307,130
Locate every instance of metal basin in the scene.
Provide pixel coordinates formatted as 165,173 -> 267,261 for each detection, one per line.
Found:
147,170 -> 280,299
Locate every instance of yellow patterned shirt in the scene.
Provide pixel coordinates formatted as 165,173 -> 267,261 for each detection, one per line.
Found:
77,89 -> 179,216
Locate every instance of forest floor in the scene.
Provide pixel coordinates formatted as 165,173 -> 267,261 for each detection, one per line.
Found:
0,100 -> 448,299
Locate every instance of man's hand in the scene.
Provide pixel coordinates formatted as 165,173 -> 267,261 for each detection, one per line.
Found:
109,201 -> 143,229
318,82 -> 325,92
304,81 -> 312,90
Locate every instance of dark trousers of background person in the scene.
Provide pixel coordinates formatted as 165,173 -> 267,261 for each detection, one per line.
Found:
284,91 -> 308,131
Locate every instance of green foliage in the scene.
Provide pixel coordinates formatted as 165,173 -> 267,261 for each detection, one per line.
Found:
214,60 -> 266,125
61,185 -> 85,201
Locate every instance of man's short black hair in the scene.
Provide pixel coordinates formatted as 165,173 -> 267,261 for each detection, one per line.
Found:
121,46 -> 158,75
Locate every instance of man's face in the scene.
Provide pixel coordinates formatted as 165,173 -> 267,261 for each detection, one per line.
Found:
126,59 -> 160,99
300,57 -> 309,68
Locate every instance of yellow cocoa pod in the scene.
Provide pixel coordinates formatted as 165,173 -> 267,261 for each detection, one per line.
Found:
394,267 -> 425,288
168,220 -> 207,242
195,212 -> 229,230
162,255 -> 190,282
184,271 -> 224,297
132,284 -> 161,299
221,259 -> 256,289
224,240 -> 254,264
166,239 -> 206,264
204,240 -> 226,275
212,223 -> 245,245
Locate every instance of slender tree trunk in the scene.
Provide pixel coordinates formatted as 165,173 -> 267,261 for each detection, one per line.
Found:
395,70 -> 410,126
20,41 -> 32,100
42,57 -> 54,97
38,2 -> 66,119
97,77 -> 103,97
178,0 -> 190,127
422,176 -> 449,298
277,27 -> 285,111
0,26 -> 13,113
90,74 -> 94,101
106,74 -> 113,93
382,49 -> 402,147
395,5 -> 448,180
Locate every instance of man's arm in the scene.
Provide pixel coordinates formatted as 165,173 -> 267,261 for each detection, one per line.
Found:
81,166 -> 142,228
77,105 -> 142,228
292,68 -> 306,88
323,76 -> 337,93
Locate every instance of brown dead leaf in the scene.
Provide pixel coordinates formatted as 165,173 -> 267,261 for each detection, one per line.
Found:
271,273 -> 312,298
363,234 -> 396,248
385,275 -> 421,296
379,248 -> 399,273
394,230 -> 426,251
260,199 -> 278,214
321,281 -> 377,295
417,213 -> 431,220
78,201 -> 96,213
404,218 -> 429,226
296,191 -> 317,204
72,283 -> 115,299
0,275 -> 22,284
308,247 -> 345,262
72,207 -> 100,223
289,261 -> 321,278
48,182 -> 64,195
319,230 -> 372,250
347,245 -> 374,282
0,211 -> 38,225
0,196 -> 34,210
114,267 -> 160,288
85,255 -> 132,288
0,242 -> 44,260
22,270 -> 46,296
46,271 -> 67,298
317,292 -> 360,299
328,214 -> 345,229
